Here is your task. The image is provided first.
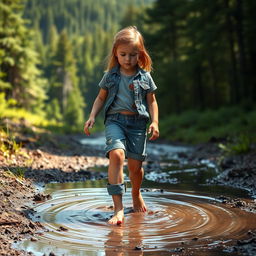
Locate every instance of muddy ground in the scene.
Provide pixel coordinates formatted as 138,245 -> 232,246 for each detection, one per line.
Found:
0,123 -> 256,256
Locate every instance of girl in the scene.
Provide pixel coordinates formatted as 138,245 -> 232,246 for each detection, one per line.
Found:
84,26 -> 159,225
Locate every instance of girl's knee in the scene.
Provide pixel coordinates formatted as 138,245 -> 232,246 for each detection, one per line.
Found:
109,149 -> 125,163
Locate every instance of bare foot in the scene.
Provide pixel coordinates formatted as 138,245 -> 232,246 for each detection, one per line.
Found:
132,193 -> 147,212
108,208 -> 124,225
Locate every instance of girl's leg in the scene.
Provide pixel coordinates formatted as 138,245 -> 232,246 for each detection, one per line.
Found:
108,149 -> 125,225
128,158 -> 147,212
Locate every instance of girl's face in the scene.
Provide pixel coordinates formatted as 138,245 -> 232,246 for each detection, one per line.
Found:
115,43 -> 139,75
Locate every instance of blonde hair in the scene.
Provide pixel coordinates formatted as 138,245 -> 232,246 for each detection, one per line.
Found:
106,26 -> 152,72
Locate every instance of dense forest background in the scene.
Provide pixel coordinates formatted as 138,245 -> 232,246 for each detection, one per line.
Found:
1,0 -> 255,146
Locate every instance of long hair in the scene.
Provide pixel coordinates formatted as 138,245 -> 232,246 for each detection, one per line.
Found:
106,26 -> 152,72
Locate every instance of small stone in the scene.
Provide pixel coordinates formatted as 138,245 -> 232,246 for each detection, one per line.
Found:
29,221 -> 36,229
174,247 -> 184,252
247,230 -> 254,236
235,201 -> 245,207
134,246 -> 143,250
57,226 -> 68,232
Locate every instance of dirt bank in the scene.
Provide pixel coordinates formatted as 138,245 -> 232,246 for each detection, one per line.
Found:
189,142 -> 256,198
1,131 -> 109,255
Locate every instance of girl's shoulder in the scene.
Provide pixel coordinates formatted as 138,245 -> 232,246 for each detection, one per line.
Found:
137,68 -> 154,81
137,68 -> 157,90
99,67 -> 119,87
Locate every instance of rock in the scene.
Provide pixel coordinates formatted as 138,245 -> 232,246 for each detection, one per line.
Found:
57,226 -> 68,232
33,193 -> 51,202
174,247 -> 185,252
134,245 -> 143,250
237,238 -> 256,245
234,200 -> 245,207
220,157 -> 236,169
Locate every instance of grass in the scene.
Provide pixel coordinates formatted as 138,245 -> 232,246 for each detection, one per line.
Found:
218,134 -> 251,155
3,107 -> 62,130
160,105 -> 256,147
0,129 -> 23,159
4,167 -> 26,180
1,105 -> 104,134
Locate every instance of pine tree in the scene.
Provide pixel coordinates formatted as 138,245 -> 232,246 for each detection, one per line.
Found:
144,0 -> 256,114
0,0 -> 47,112
48,29 -> 84,130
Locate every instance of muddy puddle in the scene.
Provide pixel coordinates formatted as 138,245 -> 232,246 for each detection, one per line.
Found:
14,181 -> 256,256
14,137 -> 256,255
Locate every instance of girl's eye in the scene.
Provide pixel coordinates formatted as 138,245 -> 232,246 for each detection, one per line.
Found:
119,53 -> 137,57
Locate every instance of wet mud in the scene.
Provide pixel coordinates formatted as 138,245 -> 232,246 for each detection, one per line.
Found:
0,131 -> 256,255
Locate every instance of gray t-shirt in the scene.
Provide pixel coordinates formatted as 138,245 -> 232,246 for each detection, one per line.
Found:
108,73 -> 136,114
99,71 -> 157,115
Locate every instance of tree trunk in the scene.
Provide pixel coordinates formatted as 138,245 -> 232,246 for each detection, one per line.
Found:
235,0 -> 248,100
224,0 -> 240,104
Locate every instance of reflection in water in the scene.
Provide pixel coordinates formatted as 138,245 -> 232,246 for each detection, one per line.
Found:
105,213 -> 144,256
15,184 -> 256,256
105,227 -> 125,256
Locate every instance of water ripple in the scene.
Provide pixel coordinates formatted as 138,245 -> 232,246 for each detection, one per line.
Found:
18,187 -> 256,255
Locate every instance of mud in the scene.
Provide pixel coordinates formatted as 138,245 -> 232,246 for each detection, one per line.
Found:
0,169 -> 44,255
210,152 -> 256,198
1,131 -> 109,255
0,123 -> 256,255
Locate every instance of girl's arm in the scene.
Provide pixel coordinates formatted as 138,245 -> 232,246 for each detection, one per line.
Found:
84,88 -> 108,136
147,92 -> 159,140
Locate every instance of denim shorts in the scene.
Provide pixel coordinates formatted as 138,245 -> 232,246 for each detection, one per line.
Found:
105,113 -> 148,161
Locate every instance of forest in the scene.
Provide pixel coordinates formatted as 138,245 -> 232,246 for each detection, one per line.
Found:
1,0 -> 256,146
1,2 -> 256,255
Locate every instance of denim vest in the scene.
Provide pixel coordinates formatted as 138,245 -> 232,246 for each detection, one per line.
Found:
102,66 -> 154,123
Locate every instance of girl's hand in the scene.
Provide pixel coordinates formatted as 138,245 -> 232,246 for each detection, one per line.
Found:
148,121 -> 159,141
84,118 -> 95,136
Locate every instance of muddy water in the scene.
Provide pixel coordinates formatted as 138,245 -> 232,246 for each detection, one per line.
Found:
15,137 -> 256,255
16,182 -> 256,255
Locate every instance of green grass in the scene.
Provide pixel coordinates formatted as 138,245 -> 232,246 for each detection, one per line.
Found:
3,108 -> 62,130
160,105 -> 256,145
219,134 -> 251,155
0,129 -> 23,159
5,167 -> 26,179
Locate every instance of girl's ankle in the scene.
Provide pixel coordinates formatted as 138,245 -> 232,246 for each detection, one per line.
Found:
114,206 -> 124,212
